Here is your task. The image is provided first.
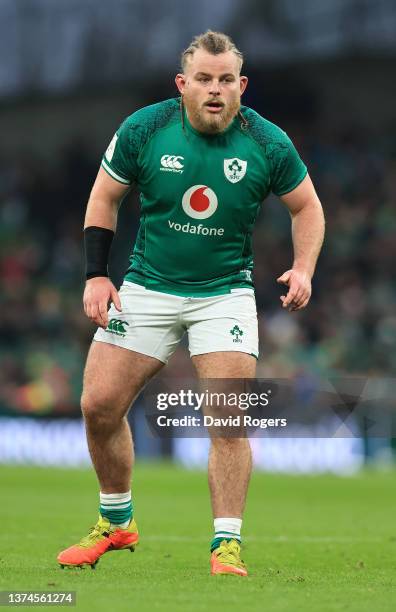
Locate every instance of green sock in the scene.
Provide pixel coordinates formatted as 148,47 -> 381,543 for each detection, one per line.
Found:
99,491 -> 132,528
211,518 -> 242,551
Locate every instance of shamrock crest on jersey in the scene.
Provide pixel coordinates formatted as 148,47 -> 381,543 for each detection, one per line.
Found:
224,158 -> 247,183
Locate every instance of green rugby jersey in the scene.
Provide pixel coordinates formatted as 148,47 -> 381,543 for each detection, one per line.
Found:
101,98 -> 307,297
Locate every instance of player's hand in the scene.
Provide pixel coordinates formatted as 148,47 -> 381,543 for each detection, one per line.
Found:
83,277 -> 122,328
277,268 -> 312,312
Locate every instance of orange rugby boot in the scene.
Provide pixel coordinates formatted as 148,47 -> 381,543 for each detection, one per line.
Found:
57,515 -> 138,569
210,539 -> 248,577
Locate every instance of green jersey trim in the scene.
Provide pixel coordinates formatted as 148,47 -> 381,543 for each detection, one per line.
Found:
124,270 -> 254,297
101,159 -> 131,184
275,166 -> 308,196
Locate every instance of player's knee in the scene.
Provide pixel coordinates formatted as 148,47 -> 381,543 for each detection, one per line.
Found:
81,391 -> 123,430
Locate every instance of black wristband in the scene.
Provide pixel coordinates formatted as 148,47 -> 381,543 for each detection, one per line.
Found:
84,226 -> 114,280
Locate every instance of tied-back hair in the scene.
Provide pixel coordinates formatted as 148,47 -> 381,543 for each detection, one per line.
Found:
181,30 -> 243,73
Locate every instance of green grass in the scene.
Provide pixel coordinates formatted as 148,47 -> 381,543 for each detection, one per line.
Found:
1,464 -> 396,611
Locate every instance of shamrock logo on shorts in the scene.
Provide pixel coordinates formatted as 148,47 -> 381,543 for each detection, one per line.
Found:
230,325 -> 244,343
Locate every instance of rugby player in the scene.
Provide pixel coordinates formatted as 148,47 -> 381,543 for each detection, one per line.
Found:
57,30 -> 325,576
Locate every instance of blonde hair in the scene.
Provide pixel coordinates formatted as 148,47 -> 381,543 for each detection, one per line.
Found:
181,30 -> 243,73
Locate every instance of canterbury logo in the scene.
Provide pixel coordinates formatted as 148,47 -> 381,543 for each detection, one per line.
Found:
105,318 -> 129,337
160,154 -> 184,173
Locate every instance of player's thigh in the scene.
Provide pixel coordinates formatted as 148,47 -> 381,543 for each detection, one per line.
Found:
192,351 -> 256,378
188,289 -> 258,377
189,292 -> 257,435
192,352 -> 256,438
82,340 -> 164,417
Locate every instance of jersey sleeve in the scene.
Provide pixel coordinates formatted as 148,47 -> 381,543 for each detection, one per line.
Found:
269,132 -> 308,196
101,118 -> 139,185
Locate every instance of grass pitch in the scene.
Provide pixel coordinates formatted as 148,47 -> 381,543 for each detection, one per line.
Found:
1,463 -> 396,611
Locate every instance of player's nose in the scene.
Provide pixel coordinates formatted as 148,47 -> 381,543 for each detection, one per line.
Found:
208,81 -> 221,95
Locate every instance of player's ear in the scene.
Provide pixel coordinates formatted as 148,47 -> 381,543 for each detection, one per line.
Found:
175,74 -> 186,95
239,76 -> 248,96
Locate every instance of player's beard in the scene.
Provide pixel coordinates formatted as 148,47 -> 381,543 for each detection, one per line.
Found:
183,94 -> 241,134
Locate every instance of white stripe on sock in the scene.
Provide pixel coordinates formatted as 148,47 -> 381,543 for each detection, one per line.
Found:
100,491 -> 131,507
214,517 -> 242,538
100,502 -> 131,510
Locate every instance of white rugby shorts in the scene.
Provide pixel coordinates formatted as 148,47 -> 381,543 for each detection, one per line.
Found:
93,281 -> 259,363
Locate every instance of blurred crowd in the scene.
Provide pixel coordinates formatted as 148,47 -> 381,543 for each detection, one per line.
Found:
254,122 -> 396,379
1,107 -> 395,416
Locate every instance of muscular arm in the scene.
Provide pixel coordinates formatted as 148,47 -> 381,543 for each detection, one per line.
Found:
83,167 -> 131,328
277,174 -> 325,311
84,166 -> 130,230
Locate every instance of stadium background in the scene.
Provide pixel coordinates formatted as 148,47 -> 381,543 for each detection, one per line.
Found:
2,3 -> 396,610
1,0 -> 396,471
